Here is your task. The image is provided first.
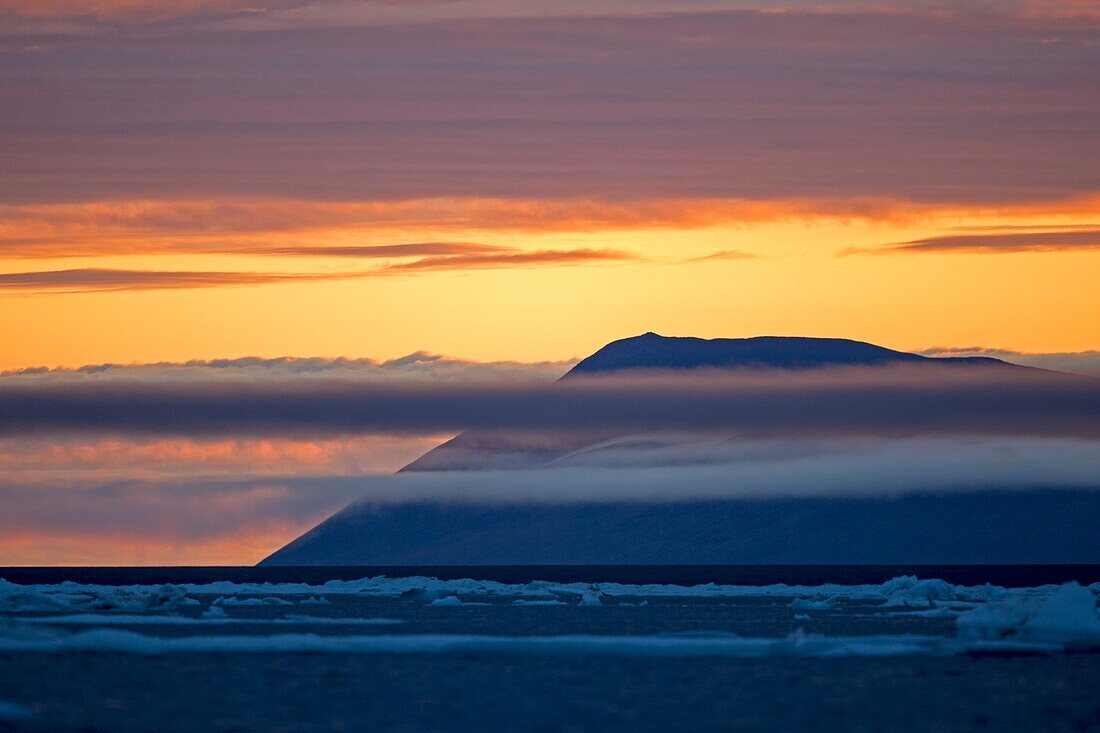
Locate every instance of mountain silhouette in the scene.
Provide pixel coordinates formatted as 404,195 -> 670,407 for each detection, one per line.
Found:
261,334 -> 1092,566
399,333 -> 1009,472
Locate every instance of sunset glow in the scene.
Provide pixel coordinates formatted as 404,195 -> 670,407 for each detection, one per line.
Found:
2,0 -> 1098,565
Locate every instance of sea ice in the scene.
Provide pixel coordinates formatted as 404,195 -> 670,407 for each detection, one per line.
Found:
881,577 -> 958,608
956,583 -> 1100,650
212,596 -> 293,607
789,597 -> 838,611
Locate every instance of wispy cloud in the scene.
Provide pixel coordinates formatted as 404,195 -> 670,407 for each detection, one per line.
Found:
685,250 -> 756,263
0,247 -> 632,293
251,242 -> 504,258
867,228 -> 1100,254
383,248 -> 636,272
0,268 -> 354,293
1,353 -> 574,381
920,347 -> 1100,378
6,199 -> 1100,259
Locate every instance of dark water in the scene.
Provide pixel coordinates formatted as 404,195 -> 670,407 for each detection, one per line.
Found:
3,564 -> 1099,587
1,566 -> 1098,732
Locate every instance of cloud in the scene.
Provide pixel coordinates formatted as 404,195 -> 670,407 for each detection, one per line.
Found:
383,248 -> 636,272
0,247 -> 630,292
686,250 -> 756,263
4,435 -> 1100,564
871,228 -> 1100,254
336,437 -> 1100,505
0,434 -> 444,481
1,9 -> 1096,209
251,242 -> 505,258
1,353 -> 574,382
919,347 -> 1100,378
5,199 -> 1100,259
0,476 -> 359,565
5,1 -> 1099,28
1,364 -> 1097,438
0,268 -> 349,293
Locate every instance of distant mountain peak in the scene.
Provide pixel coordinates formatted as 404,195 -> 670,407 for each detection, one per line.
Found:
569,333 -> 931,375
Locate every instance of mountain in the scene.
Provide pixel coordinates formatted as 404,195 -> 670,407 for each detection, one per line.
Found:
260,334 -> 1091,566
399,333 -> 1008,472
260,491 -> 1100,565
572,333 -> 951,373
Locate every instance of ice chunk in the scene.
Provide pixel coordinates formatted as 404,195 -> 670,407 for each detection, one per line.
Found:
881,578 -> 957,608
957,583 -> 1100,650
212,596 -> 293,607
789,597 -> 838,611
429,595 -> 464,607
0,579 -> 67,612
201,605 -> 228,619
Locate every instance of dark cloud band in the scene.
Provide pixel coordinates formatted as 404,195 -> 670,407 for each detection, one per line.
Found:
1,365 -> 1097,438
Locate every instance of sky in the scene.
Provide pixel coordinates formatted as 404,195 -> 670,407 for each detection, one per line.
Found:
1,0 -> 1098,564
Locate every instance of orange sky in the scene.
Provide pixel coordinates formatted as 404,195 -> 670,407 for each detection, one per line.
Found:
1,0 -> 1098,565
2,199 -> 1099,369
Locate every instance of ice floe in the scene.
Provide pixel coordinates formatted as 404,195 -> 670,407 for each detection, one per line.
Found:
957,583 -> 1100,651
789,597 -> 839,611
212,596 -> 293,607
0,574 -> 1045,612
2,574 -> 1097,656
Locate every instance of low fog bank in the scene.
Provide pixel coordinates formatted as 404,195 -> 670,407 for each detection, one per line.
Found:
1,364 -> 1097,439
344,437 -> 1100,506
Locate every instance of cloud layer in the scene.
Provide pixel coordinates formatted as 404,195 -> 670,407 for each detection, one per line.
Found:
2,364 -> 1097,438
2,6 -> 1096,209
0,247 -> 633,292
920,347 -> 1100,378
5,435 -> 1099,564
877,228 -> 1100,254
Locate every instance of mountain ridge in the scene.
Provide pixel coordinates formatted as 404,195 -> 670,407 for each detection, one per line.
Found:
260,333 -> 1084,567
399,333 -> 1015,473
568,332 -> 1006,374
